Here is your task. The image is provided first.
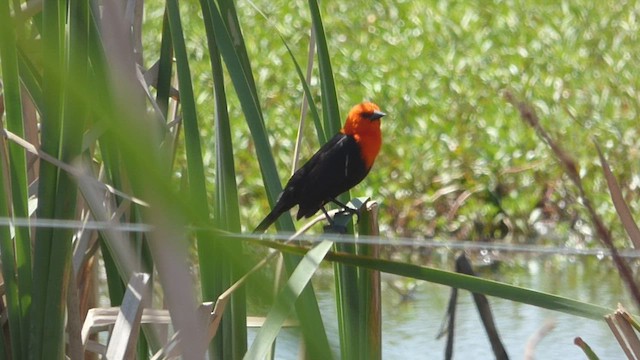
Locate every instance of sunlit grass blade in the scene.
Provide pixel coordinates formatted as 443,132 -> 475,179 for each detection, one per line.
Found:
245,2 -> 325,145
165,0 -> 208,220
196,2 -> 232,359
258,240 -> 613,320
281,38 -> 325,145
245,240 -> 334,360
307,0 -> 340,137
246,3 -> 326,147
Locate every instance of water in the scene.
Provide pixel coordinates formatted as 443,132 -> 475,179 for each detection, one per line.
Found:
249,255 -> 630,359
379,281 -> 623,359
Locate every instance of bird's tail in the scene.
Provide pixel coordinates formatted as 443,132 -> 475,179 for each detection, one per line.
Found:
254,193 -> 296,233
253,210 -> 281,233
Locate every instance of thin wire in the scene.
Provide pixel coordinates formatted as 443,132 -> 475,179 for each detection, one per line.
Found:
2,216 -> 640,259
229,232 -> 640,259
0,217 -> 152,233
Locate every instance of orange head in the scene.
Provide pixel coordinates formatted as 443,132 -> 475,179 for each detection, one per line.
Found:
341,102 -> 386,169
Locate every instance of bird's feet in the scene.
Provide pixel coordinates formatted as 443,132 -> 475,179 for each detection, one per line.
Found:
320,203 -> 354,234
331,198 -> 361,224
336,206 -> 360,224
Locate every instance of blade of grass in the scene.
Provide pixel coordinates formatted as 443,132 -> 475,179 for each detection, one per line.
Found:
281,38 -> 325,146
202,2 -> 332,358
38,0 -> 90,351
197,0 -> 247,357
306,6 -> 362,356
165,0 -> 209,220
155,7 -> 173,120
205,1 -> 290,227
292,26 -> 321,170
16,48 -> 44,115
257,240 -> 613,321
307,0 -> 340,138
165,7 -> 218,350
0,0 -> 31,357
49,2 -> 91,359
0,140 -> 20,360
574,337 -> 600,360
30,0 -> 66,356
594,142 -> 640,248
247,3 -> 325,145
211,39 -> 247,360
197,3 -> 233,359
165,2 -> 221,354
330,199 -> 363,359
245,240 -> 334,360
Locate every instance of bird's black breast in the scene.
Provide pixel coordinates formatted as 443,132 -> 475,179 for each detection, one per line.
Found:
279,133 -> 370,219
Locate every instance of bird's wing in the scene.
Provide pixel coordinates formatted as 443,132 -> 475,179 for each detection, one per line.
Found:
289,133 -> 368,218
257,134 -> 350,227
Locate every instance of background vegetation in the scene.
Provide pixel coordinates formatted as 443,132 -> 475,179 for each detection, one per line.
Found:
142,0 -> 640,243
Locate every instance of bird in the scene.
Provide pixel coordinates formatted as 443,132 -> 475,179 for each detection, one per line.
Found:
254,102 -> 386,233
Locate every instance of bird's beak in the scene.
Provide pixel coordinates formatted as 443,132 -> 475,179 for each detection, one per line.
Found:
371,110 -> 386,120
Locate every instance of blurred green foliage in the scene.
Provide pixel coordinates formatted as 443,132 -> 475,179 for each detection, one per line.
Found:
144,0 -> 640,245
